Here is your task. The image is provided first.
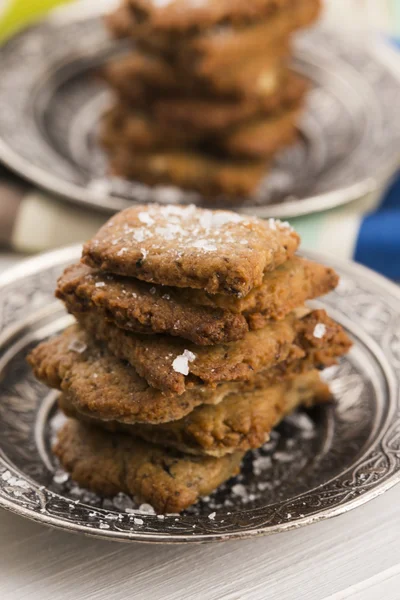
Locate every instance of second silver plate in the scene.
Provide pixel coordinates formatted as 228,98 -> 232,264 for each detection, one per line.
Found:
0,5 -> 400,216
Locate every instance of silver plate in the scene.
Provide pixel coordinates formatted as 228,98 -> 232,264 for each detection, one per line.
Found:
0,5 -> 400,217
0,246 -> 400,543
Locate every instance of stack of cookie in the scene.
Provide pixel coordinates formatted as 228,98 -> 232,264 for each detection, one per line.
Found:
28,204 -> 351,514
100,0 -> 321,199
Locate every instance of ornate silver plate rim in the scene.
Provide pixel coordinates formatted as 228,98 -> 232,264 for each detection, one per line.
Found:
0,246 -> 400,543
0,3 -> 400,217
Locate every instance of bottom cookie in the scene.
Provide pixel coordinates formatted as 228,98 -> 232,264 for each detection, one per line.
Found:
110,149 -> 268,199
54,419 -> 243,514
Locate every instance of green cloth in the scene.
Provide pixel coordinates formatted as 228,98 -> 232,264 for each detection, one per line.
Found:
0,0 -> 74,41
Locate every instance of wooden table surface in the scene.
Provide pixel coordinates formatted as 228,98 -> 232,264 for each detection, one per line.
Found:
1,479 -> 400,599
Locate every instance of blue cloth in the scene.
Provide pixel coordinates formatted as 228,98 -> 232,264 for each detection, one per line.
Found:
353,38 -> 400,279
355,186 -> 400,279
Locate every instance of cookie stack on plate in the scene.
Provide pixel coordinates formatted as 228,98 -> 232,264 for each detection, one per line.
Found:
100,0 -> 321,199
28,204 -> 351,514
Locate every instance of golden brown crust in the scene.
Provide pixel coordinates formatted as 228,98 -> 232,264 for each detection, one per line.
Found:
28,321 -> 350,425
59,370 -> 331,457
27,311 -> 351,425
72,309 -> 346,395
56,263 -> 249,346
54,419 -> 243,513
182,256 -> 340,318
82,205 -> 300,296
56,257 -> 338,345
27,325 -> 238,424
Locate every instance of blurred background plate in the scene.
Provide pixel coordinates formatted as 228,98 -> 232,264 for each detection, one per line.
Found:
0,5 -> 400,217
1,247 -> 400,542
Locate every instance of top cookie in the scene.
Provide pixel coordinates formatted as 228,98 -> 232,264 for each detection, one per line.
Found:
123,0 -> 294,32
82,204 -> 300,296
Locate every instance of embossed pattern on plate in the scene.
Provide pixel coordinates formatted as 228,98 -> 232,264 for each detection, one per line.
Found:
0,247 -> 399,543
0,6 -> 399,217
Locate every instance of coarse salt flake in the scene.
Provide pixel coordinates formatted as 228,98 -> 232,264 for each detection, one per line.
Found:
95,282 -> 105,288
252,456 -> 272,475
208,512 -> 216,520
172,349 -> 196,376
268,218 -> 277,231
68,339 -> 87,354
133,229 -> 150,243
192,240 -> 217,252
231,484 -> 247,498
313,324 -> 327,339
198,210 -> 243,230
133,518 -> 144,525
138,503 -> 156,514
277,220 -> 293,231
53,471 -> 69,485
138,212 -> 154,226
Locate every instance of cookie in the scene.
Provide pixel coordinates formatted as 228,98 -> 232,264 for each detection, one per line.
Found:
82,204 -> 300,295
109,149 -> 269,199
100,107 -> 199,153
180,50 -> 290,99
102,44 -> 288,100
57,263 -> 249,346
73,309 -> 346,395
54,419 -> 243,513
102,53 -> 304,110
28,325 -> 237,424
109,0 -> 318,39
101,103 -> 302,158
151,71 -> 308,134
178,257 -> 339,321
122,0 -> 296,33
186,0 -> 321,80
59,370 -> 331,457
56,258 -> 338,345
219,106 -> 302,158
28,321 -> 350,425
102,52 -> 177,98
106,1 -> 320,83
